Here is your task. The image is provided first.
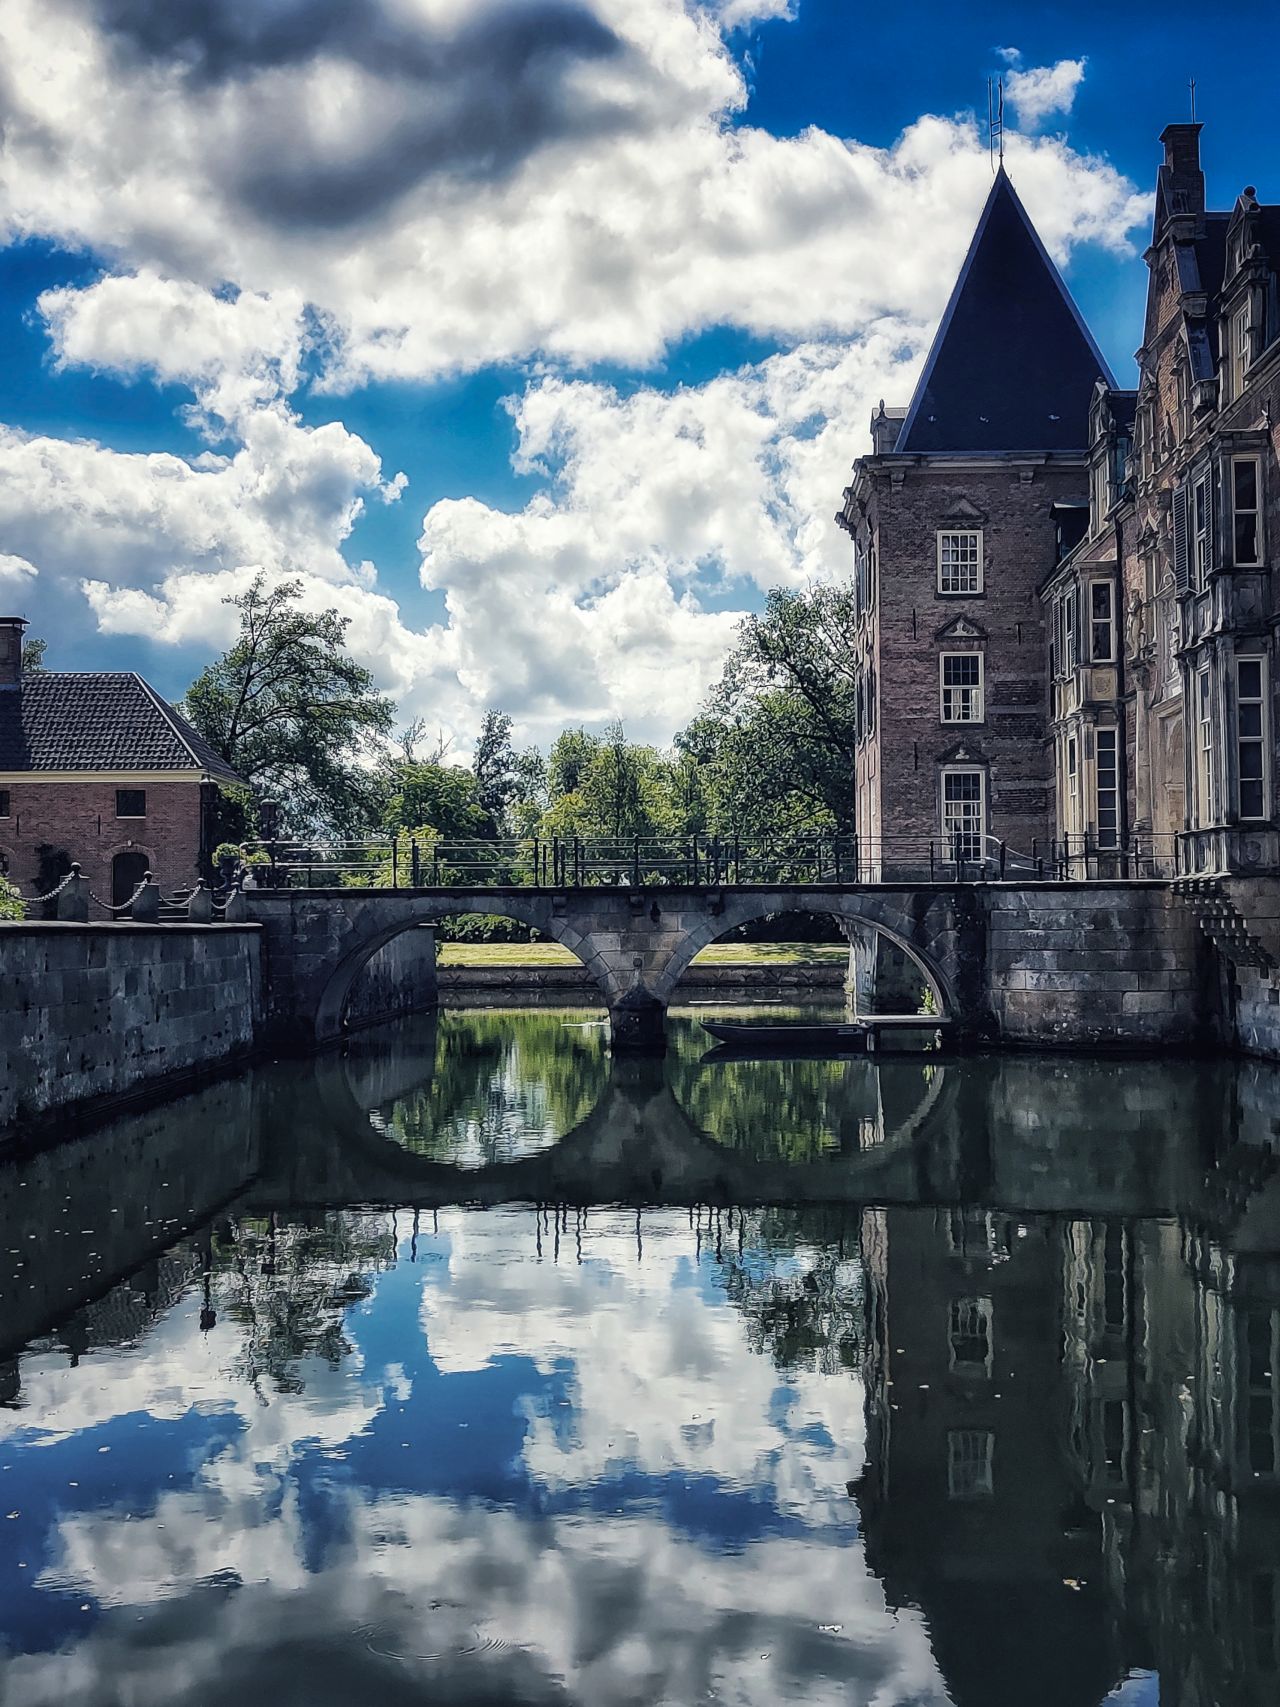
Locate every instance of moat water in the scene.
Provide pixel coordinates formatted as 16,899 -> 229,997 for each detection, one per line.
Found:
2,1006 -> 1279,1706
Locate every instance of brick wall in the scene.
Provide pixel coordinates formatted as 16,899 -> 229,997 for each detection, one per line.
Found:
0,777 -> 206,904
864,461 -> 1085,859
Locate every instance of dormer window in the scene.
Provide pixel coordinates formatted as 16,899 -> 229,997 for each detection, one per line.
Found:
1231,304 -> 1251,399
1090,459 -> 1109,533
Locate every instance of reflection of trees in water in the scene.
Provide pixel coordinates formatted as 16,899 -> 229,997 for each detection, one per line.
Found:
373,1010 -> 610,1167
213,1213 -> 396,1397
710,1206 -> 865,1377
665,1014 -> 882,1164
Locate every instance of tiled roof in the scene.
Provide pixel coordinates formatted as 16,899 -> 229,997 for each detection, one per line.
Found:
0,672 -> 242,783
895,170 -> 1114,456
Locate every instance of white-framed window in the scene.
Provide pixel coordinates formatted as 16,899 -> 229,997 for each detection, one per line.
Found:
1055,588 -> 1078,677
1193,470 -> 1213,589
1091,458 -> 1109,533
1232,456 -> 1262,566
1236,655 -> 1269,821
1197,667 -> 1216,826
1095,727 -> 1120,848
947,1429 -> 995,1500
939,652 -> 984,723
1232,304 -> 1251,398
949,1296 -> 993,1375
941,768 -> 985,863
937,530 -> 982,596
1089,581 -> 1116,663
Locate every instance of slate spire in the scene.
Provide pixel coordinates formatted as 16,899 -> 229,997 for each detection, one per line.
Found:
895,168 -> 1115,455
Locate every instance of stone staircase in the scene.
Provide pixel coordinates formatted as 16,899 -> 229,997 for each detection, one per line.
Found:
1173,876 -> 1278,976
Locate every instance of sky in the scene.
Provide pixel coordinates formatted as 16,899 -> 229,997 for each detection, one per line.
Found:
0,0 -> 1276,754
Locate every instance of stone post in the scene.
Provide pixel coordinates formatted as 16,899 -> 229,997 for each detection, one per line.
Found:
130,874 -> 161,923
187,880 -> 214,924
56,864 -> 89,923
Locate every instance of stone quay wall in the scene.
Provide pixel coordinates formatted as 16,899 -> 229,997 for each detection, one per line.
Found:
437,960 -> 847,1006
344,925 -> 438,1028
0,921 -> 264,1131
987,884 -> 1213,1050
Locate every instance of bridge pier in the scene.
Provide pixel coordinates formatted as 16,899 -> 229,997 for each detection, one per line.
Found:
609,986 -> 668,1053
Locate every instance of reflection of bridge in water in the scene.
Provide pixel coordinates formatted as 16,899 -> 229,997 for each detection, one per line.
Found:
4,1025 -> 1279,1363
248,1021 -> 1279,1223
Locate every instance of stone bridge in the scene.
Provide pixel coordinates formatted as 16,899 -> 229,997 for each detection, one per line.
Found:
232,883 -> 980,1050
231,878 -> 1214,1053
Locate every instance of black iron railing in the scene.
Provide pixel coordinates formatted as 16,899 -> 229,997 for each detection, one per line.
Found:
232,830 -> 1189,891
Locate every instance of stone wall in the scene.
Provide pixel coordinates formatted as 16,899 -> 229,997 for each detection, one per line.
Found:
987,883 -> 1211,1049
0,921 -> 263,1130
1219,878 -> 1280,1062
345,925 -> 438,1027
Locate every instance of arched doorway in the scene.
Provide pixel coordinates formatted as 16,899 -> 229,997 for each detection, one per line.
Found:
111,850 -> 150,909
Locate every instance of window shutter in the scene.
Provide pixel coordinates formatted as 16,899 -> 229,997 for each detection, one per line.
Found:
1172,484 -> 1190,591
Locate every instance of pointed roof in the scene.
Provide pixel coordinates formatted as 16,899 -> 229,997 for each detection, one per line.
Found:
895,170 -> 1115,455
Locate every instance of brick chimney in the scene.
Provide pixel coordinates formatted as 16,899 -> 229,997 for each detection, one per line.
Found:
1157,122 -> 1205,222
0,616 -> 27,689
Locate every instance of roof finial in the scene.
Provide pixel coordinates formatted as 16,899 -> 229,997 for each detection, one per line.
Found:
1189,76 -> 1196,121
987,76 -> 1005,173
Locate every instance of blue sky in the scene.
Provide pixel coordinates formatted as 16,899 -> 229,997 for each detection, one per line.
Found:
0,0 -> 1275,747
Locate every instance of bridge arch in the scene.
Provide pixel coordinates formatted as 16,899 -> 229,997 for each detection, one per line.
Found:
653,890 -> 955,1018
310,892 -> 609,1043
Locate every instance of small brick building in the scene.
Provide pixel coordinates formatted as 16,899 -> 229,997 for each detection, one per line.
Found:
837,169 -> 1112,876
0,616 -> 242,908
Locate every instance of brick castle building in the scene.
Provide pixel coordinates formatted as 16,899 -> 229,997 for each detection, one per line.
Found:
842,127 -> 1280,881
1047,124 -> 1280,877
0,615 -> 241,908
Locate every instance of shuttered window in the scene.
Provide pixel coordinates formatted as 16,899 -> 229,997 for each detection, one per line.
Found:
1172,484 -> 1191,592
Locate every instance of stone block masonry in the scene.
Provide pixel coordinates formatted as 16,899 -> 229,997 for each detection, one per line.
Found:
0,922 -> 264,1130
987,884 -> 1212,1050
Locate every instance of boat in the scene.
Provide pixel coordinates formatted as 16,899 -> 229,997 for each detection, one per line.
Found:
700,1019 -> 870,1052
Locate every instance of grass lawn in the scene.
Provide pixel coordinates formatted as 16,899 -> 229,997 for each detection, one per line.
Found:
437,941 -> 849,967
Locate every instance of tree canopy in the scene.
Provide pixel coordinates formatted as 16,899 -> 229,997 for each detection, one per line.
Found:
182,575 -> 394,835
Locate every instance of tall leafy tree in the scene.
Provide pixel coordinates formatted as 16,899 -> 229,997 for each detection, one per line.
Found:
182,575 -> 394,834
472,710 -> 519,825
702,585 -> 862,833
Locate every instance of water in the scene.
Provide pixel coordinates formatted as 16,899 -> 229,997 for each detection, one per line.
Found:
1,1006 -> 1278,1706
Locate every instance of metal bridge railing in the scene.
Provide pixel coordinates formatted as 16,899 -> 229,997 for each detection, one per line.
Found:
233,831 -> 1189,891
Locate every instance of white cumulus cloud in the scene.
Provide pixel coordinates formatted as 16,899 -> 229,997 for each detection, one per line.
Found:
1002,55 -> 1087,130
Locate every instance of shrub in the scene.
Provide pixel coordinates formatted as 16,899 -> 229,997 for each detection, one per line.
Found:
0,875 -> 24,920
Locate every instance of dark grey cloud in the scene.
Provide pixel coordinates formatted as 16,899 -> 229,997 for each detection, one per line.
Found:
88,0 -> 641,230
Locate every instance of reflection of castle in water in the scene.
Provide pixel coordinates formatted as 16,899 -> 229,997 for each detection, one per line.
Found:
856,1182 -> 1280,1707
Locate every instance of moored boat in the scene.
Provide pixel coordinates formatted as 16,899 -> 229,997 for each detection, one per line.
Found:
700,1019 -> 870,1051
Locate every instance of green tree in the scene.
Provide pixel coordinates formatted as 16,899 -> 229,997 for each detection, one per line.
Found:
692,586 -> 862,834
182,575 -> 394,834
547,728 -> 600,799
20,636 -> 47,675
382,763 -> 497,840
473,710 -> 519,826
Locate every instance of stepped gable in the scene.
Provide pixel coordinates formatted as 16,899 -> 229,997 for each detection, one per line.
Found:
895,168 -> 1115,456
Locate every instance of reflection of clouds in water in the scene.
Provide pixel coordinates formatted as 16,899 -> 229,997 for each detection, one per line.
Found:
1,1207 -> 949,1706
14,1498 -> 948,1707
418,1211 -> 865,1518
